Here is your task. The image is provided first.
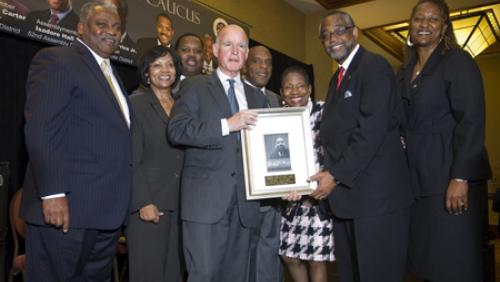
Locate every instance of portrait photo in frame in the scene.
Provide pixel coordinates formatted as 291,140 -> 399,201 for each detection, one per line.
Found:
241,107 -> 317,200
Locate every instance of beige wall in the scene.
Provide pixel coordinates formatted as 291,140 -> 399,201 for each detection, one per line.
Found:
197,0 -> 306,61
476,53 -> 500,193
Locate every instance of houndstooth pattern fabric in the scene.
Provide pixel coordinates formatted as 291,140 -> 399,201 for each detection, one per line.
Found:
278,100 -> 335,262
279,204 -> 334,261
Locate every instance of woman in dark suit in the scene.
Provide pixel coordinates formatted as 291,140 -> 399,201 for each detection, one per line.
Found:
398,1 -> 491,281
127,46 -> 184,282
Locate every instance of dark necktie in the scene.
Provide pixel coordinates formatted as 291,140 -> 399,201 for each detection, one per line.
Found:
49,14 -> 59,25
262,89 -> 271,108
336,66 -> 345,90
227,79 -> 239,115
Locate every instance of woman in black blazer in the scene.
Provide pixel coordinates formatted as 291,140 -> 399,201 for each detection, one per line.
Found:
127,46 -> 184,282
398,1 -> 491,281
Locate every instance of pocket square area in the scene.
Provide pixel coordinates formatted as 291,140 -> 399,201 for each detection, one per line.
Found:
344,90 -> 353,98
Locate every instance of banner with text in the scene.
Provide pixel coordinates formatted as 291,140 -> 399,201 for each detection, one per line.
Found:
0,0 -> 250,66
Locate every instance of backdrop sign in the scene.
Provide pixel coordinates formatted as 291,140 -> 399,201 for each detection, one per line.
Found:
0,0 -> 250,65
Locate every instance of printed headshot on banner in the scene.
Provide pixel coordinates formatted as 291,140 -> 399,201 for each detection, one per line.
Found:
0,0 -> 250,66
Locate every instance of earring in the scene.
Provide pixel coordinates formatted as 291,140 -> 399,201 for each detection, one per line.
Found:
147,77 -> 151,85
406,36 -> 413,47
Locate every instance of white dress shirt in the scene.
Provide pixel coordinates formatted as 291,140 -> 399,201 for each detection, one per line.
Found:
338,44 -> 360,72
217,68 -> 247,136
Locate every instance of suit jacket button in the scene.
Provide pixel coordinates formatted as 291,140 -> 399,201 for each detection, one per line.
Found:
236,148 -> 241,153
174,173 -> 179,178
231,172 -> 236,177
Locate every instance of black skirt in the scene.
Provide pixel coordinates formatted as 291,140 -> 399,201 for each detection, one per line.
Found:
408,182 -> 486,282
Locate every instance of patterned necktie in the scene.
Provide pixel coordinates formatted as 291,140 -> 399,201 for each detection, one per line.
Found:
100,60 -> 129,126
227,79 -> 239,115
49,14 -> 59,25
336,66 -> 345,90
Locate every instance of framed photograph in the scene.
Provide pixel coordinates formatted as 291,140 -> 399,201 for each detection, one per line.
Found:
241,107 -> 317,200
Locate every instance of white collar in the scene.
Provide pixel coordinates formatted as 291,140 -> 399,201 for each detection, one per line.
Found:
216,68 -> 242,85
76,38 -> 107,66
243,80 -> 266,94
338,44 -> 360,72
51,7 -> 72,19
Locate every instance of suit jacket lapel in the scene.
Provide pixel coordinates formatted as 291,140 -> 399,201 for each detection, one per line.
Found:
245,83 -> 260,109
404,43 -> 445,106
73,41 -> 129,127
325,47 -> 364,116
207,72 -> 232,117
147,90 -> 169,124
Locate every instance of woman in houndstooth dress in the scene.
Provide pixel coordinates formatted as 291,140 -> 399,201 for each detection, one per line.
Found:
278,66 -> 334,282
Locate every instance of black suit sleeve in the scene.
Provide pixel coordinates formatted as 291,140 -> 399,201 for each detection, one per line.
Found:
329,57 -> 397,188
25,49 -> 74,197
445,51 -> 489,180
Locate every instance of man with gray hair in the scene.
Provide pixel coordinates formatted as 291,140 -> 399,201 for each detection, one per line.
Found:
310,10 -> 412,282
21,1 -> 132,280
168,24 -> 267,282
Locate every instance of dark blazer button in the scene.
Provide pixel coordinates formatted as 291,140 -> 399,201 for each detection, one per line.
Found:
231,172 -> 236,177
174,173 -> 179,178
236,148 -> 241,153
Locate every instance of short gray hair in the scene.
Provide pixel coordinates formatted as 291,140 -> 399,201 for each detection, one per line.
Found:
318,10 -> 355,36
79,0 -> 118,22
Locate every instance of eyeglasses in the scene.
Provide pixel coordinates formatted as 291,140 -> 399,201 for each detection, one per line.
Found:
319,26 -> 353,40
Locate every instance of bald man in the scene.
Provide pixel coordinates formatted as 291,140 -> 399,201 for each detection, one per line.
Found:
168,25 -> 267,282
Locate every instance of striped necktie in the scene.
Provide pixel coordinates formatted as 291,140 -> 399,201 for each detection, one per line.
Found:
100,60 -> 129,127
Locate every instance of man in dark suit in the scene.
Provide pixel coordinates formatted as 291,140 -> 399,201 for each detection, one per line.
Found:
243,44 -> 283,282
202,33 -> 218,74
310,11 -> 413,282
22,0 -> 79,37
21,1 -> 132,281
175,33 -> 204,78
168,24 -> 267,282
244,45 -> 282,107
172,33 -> 204,95
136,13 -> 175,55
270,137 -> 289,159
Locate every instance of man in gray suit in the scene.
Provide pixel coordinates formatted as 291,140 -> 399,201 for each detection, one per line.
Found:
168,25 -> 267,282
244,45 -> 283,282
